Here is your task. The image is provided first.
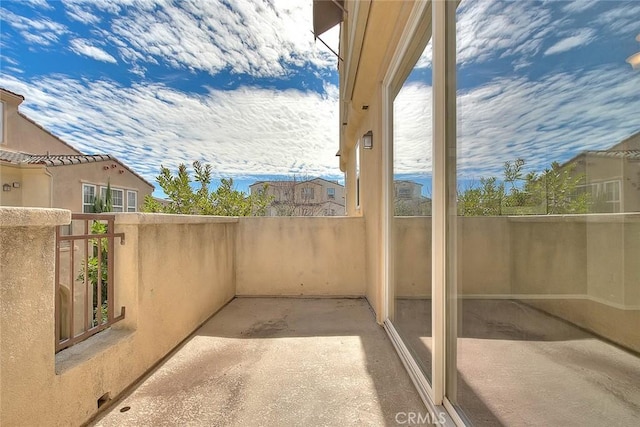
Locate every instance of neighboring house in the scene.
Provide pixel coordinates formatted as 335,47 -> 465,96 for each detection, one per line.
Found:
250,177 -> 345,216
394,180 -> 432,216
0,88 -> 153,212
564,132 -> 640,213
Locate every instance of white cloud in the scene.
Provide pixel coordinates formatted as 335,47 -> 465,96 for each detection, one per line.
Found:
0,7 -> 68,46
562,0 -> 600,13
70,0 -> 339,78
23,0 -> 54,10
62,0 -> 101,25
456,0 -> 554,67
393,82 -> 432,174
544,29 -> 596,56
595,3 -> 640,37
388,65 -> 639,178
454,1 -> 634,69
69,38 -> 117,63
0,74 -> 341,184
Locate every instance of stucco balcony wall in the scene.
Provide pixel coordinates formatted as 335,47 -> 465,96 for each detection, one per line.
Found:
0,210 -> 237,427
235,216 -> 366,297
394,214 -> 640,352
0,212 -> 367,426
1,208 -> 637,426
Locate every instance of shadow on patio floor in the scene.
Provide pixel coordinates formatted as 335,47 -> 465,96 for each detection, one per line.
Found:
92,298 -> 429,427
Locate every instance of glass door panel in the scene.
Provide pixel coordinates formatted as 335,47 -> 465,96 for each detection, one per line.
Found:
392,39 -> 433,383
448,1 -> 640,424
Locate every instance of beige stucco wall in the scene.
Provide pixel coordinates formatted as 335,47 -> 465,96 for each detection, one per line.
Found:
0,94 -> 80,155
392,214 -> 640,352
2,207 -> 637,425
338,0 -> 420,321
0,210 -> 236,427
571,153 -> 640,212
49,161 -> 153,212
235,216 -> 366,296
0,163 -> 52,207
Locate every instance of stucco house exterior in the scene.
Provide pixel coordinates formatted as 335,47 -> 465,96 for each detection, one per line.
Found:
564,131 -> 640,213
0,88 -> 153,211
394,180 -> 432,215
249,177 -> 345,216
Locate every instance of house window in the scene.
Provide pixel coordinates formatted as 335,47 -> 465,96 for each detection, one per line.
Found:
82,184 -> 96,213
127,190 -> 137,212
111,189 -> 124,212
603,180 -> 621,212
301,187 -> 314,199
327,188 -> 336,199
100,187 -> 124,212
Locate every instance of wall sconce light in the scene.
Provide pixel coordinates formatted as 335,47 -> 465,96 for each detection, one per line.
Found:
12,182 -> 20,188
627,52 -> 640,69
3,184 -> 11,192
363,130 -> 373,149
627,33 -> 640,69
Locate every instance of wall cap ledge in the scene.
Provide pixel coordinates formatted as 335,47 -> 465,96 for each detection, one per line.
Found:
114,212 -> 239,225
0,207 -> 70,227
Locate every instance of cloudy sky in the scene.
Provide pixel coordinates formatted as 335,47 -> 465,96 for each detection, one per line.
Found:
1,0 -> 639,196
394,0 -> 639,185
0,0 -> 340,194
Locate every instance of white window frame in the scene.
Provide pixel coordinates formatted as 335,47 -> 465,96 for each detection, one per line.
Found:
82,184 -> 96,213
381,1 -> 459,425
301,187 -> 314,199
101,186 -> 124,212
603,180 -> 621,208
127,190 -> 138,212
111,188 -> 124,212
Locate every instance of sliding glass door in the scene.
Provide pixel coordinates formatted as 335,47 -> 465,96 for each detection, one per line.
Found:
448,1 -> 640,425
391,35 -> 434,383
386,1 -> 640,425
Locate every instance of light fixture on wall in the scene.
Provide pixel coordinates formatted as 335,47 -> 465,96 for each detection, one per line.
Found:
3,184 -> 11,192
363,130 -> 373,149
12,182 -> 20,188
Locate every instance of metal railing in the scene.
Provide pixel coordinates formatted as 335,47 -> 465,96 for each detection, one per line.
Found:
55,214 -> 126,352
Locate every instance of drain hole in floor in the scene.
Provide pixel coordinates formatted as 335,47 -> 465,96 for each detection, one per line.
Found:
120,406 -> 131,413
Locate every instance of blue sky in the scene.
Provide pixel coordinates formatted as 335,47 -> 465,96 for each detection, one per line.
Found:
0,0 -> 341,195
393,0 -> 639,194
1,0 -> 639,197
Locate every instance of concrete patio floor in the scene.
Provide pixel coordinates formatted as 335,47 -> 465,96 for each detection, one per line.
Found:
394,299 -> 640,426
92,298 -> 427,427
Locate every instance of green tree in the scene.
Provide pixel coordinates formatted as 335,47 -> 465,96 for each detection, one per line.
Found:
92,180 -> 113,213
78,183 -> 112,325
458,159 -> 588,216
142,161 -> 273,216
458,177 -> 504,216
527,161 -> 588,214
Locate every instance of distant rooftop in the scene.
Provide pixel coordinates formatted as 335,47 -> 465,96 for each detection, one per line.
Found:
582,150 -> 640,160
0,149 -> 154,188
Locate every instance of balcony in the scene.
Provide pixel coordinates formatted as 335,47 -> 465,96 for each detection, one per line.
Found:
1,208 -> 639,426
92,297 -> 425,426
